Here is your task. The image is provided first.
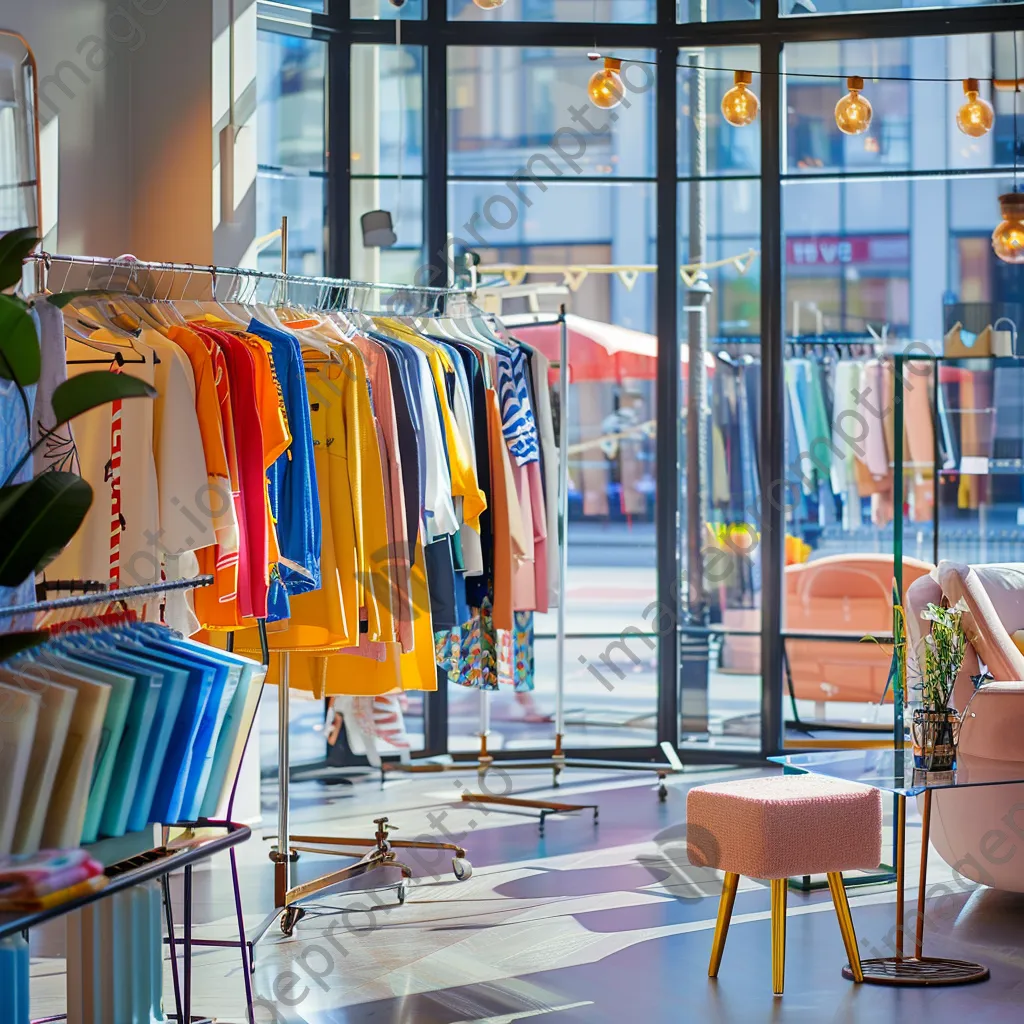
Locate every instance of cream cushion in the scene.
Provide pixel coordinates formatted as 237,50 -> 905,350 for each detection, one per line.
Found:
936,561 -> 1024,682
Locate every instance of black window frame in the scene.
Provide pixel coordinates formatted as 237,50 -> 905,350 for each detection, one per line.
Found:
257,1 -> 1024,768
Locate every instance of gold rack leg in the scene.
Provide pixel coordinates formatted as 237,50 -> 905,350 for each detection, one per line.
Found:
827,872 -> 864,983
708,872 -> 739,978
771,878 -> 787,995
286,856 -> 394,905
916,789 -> 933,960
895,793 -> 907,961
285,834 -> 468,858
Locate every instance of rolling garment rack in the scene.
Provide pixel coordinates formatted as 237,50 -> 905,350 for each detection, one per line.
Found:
241,225 -> 475,942
26,249 -> 471,1000
382,306 -> 685,816
0,574 -> 255,1024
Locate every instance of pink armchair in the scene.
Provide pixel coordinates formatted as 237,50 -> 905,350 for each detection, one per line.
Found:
906,562 -> 1024,893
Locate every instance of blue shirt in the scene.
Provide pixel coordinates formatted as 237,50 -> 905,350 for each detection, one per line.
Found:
248,319 -> 322,621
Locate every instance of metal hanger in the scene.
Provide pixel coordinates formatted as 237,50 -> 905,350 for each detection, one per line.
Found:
63,258 -> 148,366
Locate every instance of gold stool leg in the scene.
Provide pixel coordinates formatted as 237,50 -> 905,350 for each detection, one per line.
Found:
708,872 -> 739,978
770,878 -> 787,995
827,871 -> 864,983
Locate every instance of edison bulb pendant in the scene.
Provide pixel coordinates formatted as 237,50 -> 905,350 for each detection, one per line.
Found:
471,0 -> 506,8
588,58 -> 624,110
835,76 -> 872,136
992,193 -> 1024,265
721,70 -> 758,128
956,78 -> 994,138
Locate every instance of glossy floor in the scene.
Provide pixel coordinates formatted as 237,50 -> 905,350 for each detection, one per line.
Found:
30,765 -> 1024,1023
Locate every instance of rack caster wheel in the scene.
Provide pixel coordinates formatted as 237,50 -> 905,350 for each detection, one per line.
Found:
658,783 -> 668,802
280,906 -> 305,937
452,858 -> 473,881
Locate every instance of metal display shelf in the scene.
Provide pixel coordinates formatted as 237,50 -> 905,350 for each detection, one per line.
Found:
0,821 -> 250,1024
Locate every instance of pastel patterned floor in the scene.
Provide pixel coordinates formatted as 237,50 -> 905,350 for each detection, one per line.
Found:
30,766 -> 1024,1023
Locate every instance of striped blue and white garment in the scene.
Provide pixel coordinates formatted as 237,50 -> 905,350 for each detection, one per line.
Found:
496,345 -> 540,466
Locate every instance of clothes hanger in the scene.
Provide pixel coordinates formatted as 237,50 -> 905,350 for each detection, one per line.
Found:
286,284 -> 344,360
63,261 -> 149,366
251,273 -> 289,330
163,264 -> 211,323
278,281 -> 329,331
115,267 -> 182,330
49,256 -> 128,350
196,268 -> 249,328
87,259 -> 169,335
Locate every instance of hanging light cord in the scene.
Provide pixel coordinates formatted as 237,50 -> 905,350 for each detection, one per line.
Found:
588,51 -> 1021,84
1014,30 -> 1020,192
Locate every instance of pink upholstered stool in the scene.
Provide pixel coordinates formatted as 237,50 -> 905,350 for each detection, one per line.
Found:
687,775 -> 883,994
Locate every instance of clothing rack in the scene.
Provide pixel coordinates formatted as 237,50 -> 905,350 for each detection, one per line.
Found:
27,247 -> 490,951
714,335 -> 889,359
23,245 -> 476,1009
27,251 -> 474,319
383,308 -> 685,808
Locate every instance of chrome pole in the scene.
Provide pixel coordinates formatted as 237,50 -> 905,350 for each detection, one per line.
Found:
555,306 -> 569,753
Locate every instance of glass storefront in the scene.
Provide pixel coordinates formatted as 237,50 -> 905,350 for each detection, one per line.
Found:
256,4 -> 1024,768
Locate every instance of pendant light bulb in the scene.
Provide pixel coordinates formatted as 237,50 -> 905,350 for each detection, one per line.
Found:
956,78 -> 994,138
835,76 -> 872,136
721,70 -> 759,128
588,58 -> 624,110
992,192 -> 1024,265
471,0 -> 507,8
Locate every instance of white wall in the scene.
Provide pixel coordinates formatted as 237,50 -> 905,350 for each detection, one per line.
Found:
1,0 -> 257,263
1,0 -> 263,823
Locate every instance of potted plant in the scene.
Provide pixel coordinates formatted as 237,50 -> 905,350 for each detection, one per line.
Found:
912,599 -> 970,771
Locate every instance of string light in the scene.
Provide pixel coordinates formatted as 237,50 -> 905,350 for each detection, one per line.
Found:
588,58 -> 624,110
835,76 -> 872,135
956,78 -> 994,138
992,193 -> 1024,264
585,52 -> 1022,183
721,71 -> 759,127
993,37 -> 1021,264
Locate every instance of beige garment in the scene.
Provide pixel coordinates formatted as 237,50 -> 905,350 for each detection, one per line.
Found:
354,334 -> 414,653
26,659 -> 110,849
51,330 -> 159,589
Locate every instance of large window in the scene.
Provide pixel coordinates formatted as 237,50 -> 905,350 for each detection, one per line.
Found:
447,46 -> 659,751
256,32 -> 327,275
676,49 -> 763,750
351,44 -> 426,282
256,3 -> 1024,764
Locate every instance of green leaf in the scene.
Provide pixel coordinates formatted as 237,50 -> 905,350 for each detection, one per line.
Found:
0,472 -> 93,586
46,289 -> 111,309
0,630 -> 49,663
0,293 -> 41,386
0,228 -> 39,291
51,371 -> 157,426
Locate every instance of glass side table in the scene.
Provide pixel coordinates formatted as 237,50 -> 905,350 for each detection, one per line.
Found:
770,747 -> 1024,986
